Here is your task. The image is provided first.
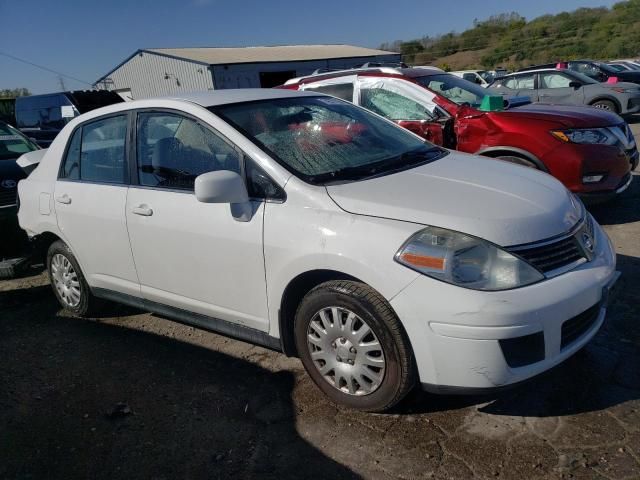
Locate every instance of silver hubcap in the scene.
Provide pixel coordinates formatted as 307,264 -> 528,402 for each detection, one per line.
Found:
307,307 -> 386,396
595,104 -> 611,111
51,253 -> 81,307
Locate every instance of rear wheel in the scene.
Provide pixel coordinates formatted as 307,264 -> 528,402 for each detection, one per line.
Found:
294,280 -> 416,412
47,240 -> 100,316
591,100 -> 617,113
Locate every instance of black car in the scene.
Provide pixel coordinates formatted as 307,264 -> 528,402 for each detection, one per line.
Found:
0,121 -> 38,217
0,121 -> 39,276
15,90 -> 123,147
519,60 -> 640,85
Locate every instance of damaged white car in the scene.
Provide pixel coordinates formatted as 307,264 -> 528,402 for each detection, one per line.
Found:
17,89 -> 619,411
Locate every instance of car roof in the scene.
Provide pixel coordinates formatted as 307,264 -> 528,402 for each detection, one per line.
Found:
285,66 -> 445,86
164,88 -> 318,107
502,68 -> 572,76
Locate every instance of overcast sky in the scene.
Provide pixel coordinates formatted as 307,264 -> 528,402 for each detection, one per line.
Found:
0,0 -> 619,94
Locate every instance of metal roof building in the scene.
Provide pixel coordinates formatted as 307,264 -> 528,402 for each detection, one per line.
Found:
94,45 -> 401,99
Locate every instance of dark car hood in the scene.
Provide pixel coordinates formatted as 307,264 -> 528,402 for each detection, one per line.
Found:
495,103 -> 623,128
0,157 -> 27,182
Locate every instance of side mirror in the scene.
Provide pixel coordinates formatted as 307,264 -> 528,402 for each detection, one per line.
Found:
569,81 -> 582,89
195,170 -> 249,204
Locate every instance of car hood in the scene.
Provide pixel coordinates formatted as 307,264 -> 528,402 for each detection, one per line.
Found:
0,157 -> 26,181
498,103 -> 623,128
326,152 -> 582,247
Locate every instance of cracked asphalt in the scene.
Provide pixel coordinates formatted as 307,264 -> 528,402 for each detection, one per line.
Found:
1,125 -> 639,480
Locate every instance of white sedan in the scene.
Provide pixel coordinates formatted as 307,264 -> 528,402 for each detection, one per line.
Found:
17,89 -> 618,411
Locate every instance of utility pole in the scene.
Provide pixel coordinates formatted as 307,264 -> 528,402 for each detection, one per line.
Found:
58,75 -> 67,91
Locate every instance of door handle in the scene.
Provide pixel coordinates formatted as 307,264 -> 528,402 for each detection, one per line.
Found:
132,204 -> 153,216
55,194 -> 71,205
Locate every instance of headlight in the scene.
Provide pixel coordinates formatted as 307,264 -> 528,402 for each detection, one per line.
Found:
395,227 -> 544,291
551,128 -> 617,145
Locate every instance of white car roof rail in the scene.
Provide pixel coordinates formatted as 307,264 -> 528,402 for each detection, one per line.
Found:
284,66 -> 403,85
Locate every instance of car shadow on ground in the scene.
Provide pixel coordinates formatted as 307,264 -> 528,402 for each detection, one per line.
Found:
399,253 -> 640,418
588,171 -> 640,226
0,284 -> 360,480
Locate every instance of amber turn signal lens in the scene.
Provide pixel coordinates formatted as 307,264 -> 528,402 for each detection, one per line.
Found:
399,253 -> 445,270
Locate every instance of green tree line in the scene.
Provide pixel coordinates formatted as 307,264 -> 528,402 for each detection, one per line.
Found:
380,0 -> 640,70
0,88 -> 31,98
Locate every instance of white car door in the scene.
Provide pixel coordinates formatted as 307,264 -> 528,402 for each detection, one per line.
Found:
54,113 -> 140,296
125,110 -> 269,331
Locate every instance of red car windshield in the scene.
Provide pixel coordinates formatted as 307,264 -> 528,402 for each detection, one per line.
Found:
0,122 -> 38,161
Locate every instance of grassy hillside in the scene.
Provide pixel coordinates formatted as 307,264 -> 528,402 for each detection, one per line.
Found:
380,0 -> 640,70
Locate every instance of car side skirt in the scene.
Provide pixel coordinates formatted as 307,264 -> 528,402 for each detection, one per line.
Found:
93,288 -> 282,352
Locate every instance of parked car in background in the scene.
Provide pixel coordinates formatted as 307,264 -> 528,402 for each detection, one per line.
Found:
0,121 -> 40,277
282,67 -> 636,201
17,89 -> 619,411
519,61 -> 640,85
0,121 -> 39,219
607,60 -> 640,71
490,68 -> 640,115
15,90 -> 124,147
450,70 -> 494,87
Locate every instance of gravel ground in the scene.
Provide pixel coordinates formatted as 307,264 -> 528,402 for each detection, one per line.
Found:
1,127 -> 639,479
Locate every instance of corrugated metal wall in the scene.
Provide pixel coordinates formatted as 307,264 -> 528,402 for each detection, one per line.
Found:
97,52 -> 401,98
98,52 -> 214,99
212,55 -> 402,89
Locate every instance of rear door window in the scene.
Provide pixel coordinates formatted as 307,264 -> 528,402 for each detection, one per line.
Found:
59,115 -> 128,184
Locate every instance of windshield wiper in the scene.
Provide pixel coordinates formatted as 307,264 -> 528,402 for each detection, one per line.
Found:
309,146 -> 446,184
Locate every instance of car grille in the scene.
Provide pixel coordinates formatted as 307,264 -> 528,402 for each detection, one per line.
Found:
610,123 -> 636,151
0,188 -> 17,207
561,302 -> 601,349
509,235 -> 584,274
507,217 -> 593,274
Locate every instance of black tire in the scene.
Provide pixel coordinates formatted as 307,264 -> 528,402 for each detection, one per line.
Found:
47,240 -> 100,316
294,280 -> 416,412
495,155 -> 539,169
591,100 -> 617,113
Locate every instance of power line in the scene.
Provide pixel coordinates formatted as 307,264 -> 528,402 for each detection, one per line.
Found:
0,50 -> 92,86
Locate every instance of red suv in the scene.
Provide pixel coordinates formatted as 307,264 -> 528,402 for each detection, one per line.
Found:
281,67 -> 637,201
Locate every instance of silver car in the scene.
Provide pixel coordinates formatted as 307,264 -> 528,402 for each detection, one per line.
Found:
491,68 -> 640,115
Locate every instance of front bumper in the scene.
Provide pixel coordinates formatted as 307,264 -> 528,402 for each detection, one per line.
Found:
578,171 -> 633,204
390,222 -> 618,391
543,143 -> 632,194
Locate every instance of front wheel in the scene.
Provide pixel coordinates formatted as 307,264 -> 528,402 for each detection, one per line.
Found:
294,280 -> 416,412
591,100 -> 617,113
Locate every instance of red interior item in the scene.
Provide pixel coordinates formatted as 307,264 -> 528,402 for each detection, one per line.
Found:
606,76 -> 619,84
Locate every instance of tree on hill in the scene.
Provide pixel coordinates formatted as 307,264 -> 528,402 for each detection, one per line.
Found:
380,0 -> 640,70
0,88 -> 31,98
